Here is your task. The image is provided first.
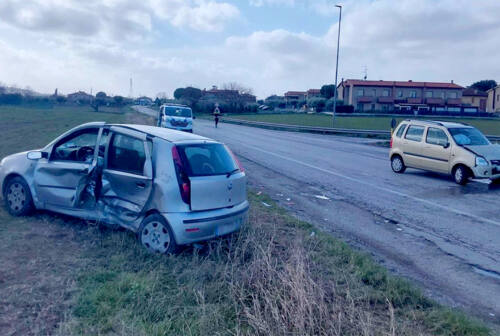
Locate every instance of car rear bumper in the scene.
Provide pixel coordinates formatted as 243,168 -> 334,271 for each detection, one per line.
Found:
163,200 -> 249,245
471,165 -> 500,180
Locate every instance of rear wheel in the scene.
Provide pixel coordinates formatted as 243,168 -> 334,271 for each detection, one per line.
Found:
4,176 -> 34,216
453,165 -> 469,185
138,214 -> 178,254
391,155 -> 406,173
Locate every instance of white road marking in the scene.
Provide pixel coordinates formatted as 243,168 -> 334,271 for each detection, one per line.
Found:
239,142 -> 500,228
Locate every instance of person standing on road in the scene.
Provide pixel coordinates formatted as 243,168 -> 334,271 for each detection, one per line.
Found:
213,104 -> 221,128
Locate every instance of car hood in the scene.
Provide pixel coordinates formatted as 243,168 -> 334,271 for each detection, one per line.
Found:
465,145 -> 500,160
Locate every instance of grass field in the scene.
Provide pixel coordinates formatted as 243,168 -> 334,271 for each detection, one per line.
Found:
225,113 -> 500,136
0,105 -> 493,335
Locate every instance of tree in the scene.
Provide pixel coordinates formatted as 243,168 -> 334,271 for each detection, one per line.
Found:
173,87 -> 202,107
92,91 -> 107,112
307,97 -> 327,112
222,82 -> 253,95
114,95 -> 124,106
470,80 -> 497,92
320,84 -> 336,99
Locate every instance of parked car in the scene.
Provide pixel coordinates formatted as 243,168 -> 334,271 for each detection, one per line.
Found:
157,104 -> 194,133
389,120 -> 500,185
0,122 -> 248,253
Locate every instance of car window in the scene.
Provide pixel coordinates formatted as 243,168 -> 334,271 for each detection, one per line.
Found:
107,134 -> 146,175
164,106 -> 192,117
51,128 -> 99,162
448,128 -> 490,146
426,127 -> 449,146
395,124 -> 407,138
177,144 -> 238,176
405,125 -> 425,142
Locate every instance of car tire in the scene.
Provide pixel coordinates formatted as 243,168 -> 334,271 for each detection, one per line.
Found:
138,214 -> 178,254
391,155 -> 406,174
453,165 -> 469,185
4,176 -> 34,216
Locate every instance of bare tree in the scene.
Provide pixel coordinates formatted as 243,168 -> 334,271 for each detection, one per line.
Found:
222,82 -> 253,95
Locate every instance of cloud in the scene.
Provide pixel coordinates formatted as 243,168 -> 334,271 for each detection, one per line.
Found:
1,0 -> 500,100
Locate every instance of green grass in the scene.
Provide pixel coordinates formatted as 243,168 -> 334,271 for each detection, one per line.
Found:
225,113 -> 500,136
0,105 -> 131,158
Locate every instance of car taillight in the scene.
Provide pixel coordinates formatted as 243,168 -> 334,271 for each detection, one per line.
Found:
390,137 -> 393,148
226,146 -> 245,172
172,146 -> 190,205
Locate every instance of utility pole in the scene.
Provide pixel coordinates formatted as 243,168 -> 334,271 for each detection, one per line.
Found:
332,4 -> 342,126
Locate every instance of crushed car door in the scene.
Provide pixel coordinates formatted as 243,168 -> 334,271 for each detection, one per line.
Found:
34,127 -> 101,209
99,127 -> 153,226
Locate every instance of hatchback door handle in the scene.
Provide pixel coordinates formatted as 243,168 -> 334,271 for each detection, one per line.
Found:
136,182 -> 146,188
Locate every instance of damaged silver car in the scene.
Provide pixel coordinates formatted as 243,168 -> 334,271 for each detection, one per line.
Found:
0,122 -> 248,253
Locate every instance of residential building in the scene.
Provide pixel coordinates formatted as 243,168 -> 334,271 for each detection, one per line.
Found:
203,86 -> 256,103
67,91 -> 93,104
486,85 -> 500,114
306,89 -> 322,99
461,88 -> 487,112
338,79 -> 464,114
284,91 -> 306,104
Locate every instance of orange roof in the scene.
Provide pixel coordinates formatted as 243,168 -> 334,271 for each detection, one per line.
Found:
341,79 -> 463,89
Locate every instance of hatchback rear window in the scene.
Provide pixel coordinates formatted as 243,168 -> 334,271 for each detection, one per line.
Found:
395,123 -> 407,138
177,144 -> 238,176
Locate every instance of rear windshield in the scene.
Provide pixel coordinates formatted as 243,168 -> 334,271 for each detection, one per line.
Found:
448,127 -> 489,146
177,144 -> 238,176
164,106 -> 192,118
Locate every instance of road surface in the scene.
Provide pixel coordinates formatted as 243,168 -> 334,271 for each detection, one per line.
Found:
133,106 -> 500,322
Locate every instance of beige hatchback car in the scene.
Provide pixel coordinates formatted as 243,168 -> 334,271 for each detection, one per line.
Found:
390,120 -> 500,185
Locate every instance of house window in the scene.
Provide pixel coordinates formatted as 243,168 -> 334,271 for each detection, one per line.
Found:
382,89 -> 390,97
448,92 -> 458,99
425,91 -> 433,98
497,94 -> 499,102
371,89 -> 376,96
440,92 -> 445,98
357,89 -> 364,96
410,91 -> 417,98
397,90 -> 403,98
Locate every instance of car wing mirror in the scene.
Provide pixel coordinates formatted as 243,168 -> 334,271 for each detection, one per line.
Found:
443,142 -> 450,149
27,151 -> 47,160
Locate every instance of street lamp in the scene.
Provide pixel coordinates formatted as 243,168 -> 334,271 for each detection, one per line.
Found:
332,4 -> 342,126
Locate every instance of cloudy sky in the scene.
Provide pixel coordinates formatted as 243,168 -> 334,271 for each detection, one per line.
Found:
0,0 -> 499,99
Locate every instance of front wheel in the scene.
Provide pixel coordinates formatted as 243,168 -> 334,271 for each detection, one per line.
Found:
391,155 -> 406,173
453,165 -> 469,185
138,214 -> 178,254
4,176 -> 34,216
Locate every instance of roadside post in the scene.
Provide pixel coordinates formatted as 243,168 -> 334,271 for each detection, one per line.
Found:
390,118 -> 397,135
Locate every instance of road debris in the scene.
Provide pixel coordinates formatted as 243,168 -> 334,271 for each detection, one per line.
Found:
261,202 -> 271,207
314,195 -> 330,200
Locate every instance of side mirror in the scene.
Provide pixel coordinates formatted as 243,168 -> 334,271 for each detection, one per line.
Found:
443,142 -> 450,149
27,151 -> 45,160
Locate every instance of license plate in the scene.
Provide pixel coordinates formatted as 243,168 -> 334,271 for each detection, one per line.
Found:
216,219 -> 241,236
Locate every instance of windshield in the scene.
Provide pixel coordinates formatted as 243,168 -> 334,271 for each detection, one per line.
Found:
177,143 -> 238,177
448,127 -> 490,146
164,106 -> 192,118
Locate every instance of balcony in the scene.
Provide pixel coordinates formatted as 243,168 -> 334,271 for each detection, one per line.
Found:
425,98 -> 444,105
378,97 -> 394,104
407,98 -> 422,104
357,96 -> 373,103
447,98 -> 462,106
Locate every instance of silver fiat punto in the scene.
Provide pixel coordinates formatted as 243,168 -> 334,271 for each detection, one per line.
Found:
0,122 -> 248,253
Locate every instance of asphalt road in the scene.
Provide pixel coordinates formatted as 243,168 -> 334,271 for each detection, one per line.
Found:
133,106 -> 500,322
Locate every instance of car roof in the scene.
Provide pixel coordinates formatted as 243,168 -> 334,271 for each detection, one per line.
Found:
404,119 -> 473,129
111,124 -> 211,143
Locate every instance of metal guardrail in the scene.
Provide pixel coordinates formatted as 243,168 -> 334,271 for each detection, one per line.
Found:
221,117 -> 500,142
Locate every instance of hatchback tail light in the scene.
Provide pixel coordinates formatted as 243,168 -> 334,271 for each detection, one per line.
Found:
226,146 -> 245,173
172,146 -> 191,205
390,137 -> 393,148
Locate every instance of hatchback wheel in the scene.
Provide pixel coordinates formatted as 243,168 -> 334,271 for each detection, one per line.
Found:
391,155 -> 406,173
453,165 -> 469,185
138,214 -> 178,254
4,177 -> 34,216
